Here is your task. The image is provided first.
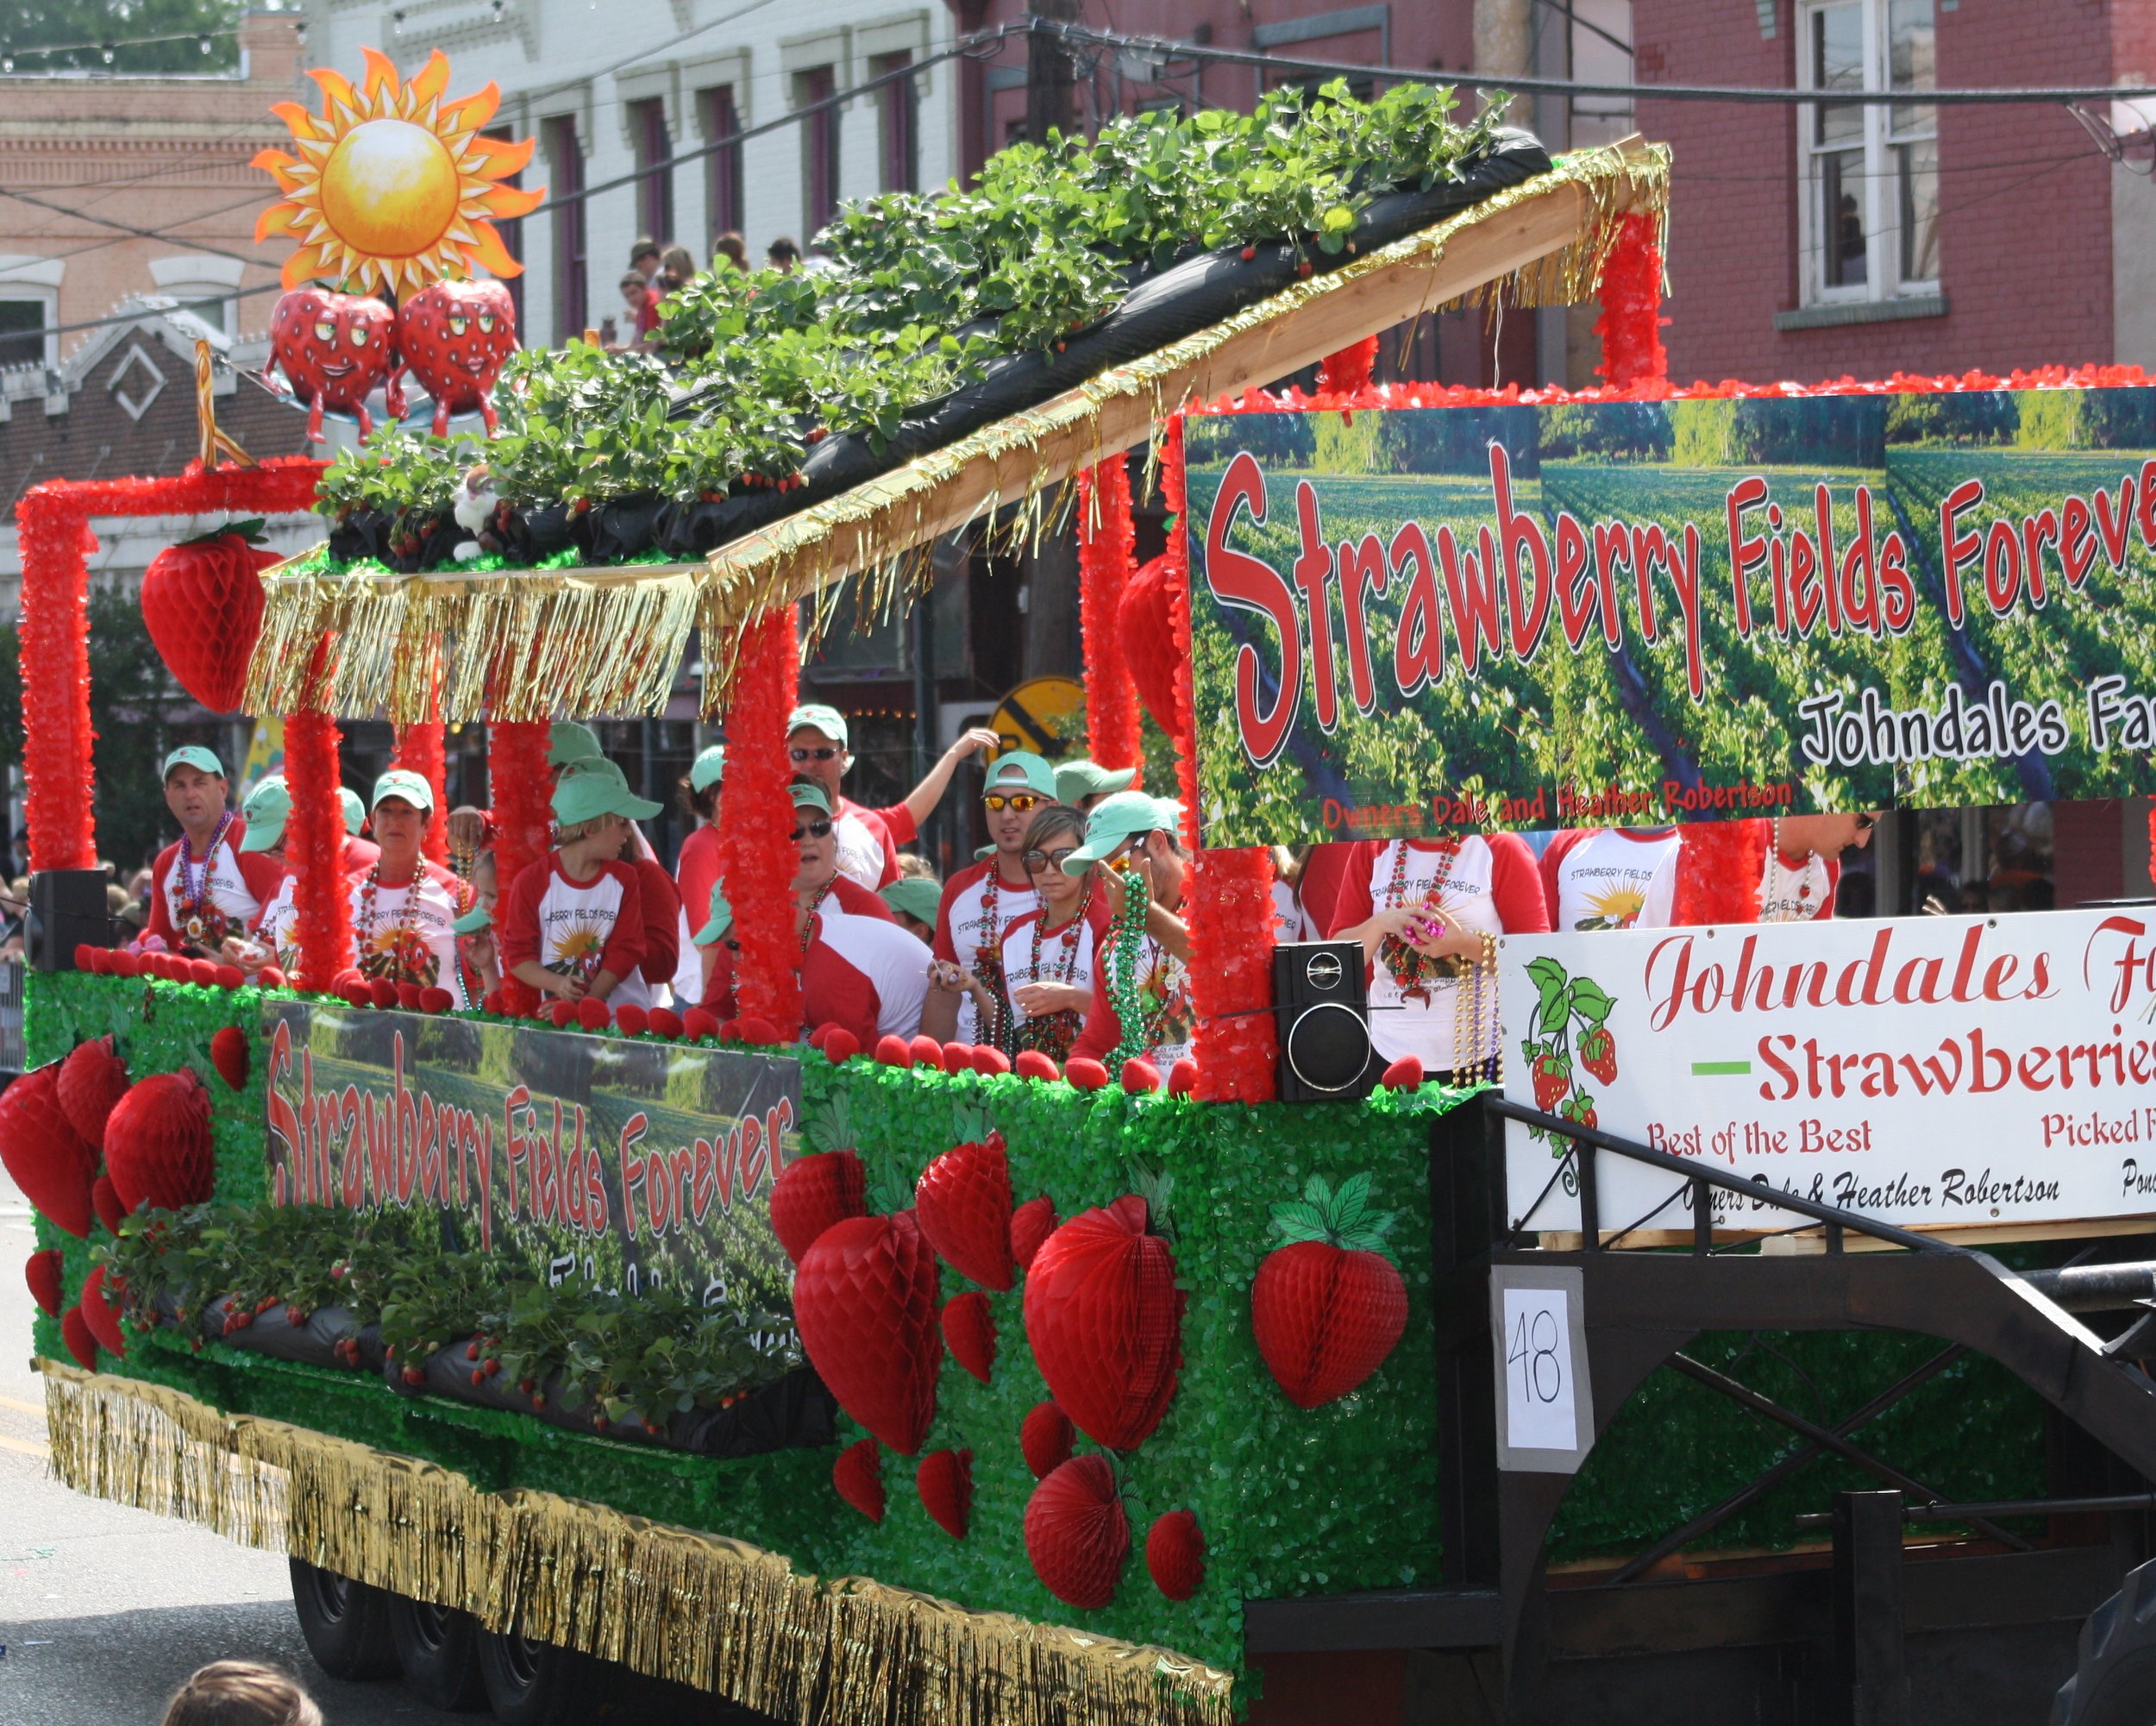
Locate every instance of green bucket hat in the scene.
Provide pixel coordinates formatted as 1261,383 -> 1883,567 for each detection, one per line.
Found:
880,877 -> 943,926
373,768 -> 435,813
689,744 -> 726,793
552,757 -> 662,825
161,744 -> 225,781
548,721 -> 603,767
239,777 -> 290,852
451,901 -> 492,935
1062,791 -> 1183,875
983,750 -> 1058,800
1054,758 -> 1137,804
340,788 -> 366,836
787,703 -> 849,749
789,781 -> 834,819
693,884 -> 735,946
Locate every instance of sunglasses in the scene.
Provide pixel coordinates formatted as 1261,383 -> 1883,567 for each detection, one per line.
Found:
789,746 -> 840,763
1854,813 -> 1878,832
984,791 -> 1044,813
790,821 -> 834,841
1023,845 -> 1078,873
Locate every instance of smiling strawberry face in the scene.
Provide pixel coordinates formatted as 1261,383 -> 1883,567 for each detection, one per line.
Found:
269,287 -> 396,441
395,279 -> 517,436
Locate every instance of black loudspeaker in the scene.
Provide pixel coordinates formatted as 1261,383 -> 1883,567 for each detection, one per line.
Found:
28,869 -> 114,971
1273,939 -> 1378,1104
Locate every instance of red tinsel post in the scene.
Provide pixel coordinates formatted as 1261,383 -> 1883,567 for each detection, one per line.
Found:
1314,336 -> 1381,400
1593,212 -> 1669,388
1076,455 -> 1141,774
1161,414 -> 1277,1102
15,490 -> 97,870
1674,820 -> 1767,926
285,677 -> 353,990
718,607 -> 803,1032
489,719 -> 553,1015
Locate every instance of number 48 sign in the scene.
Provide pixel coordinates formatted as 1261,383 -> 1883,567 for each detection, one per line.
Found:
1489,1267 -> 1595,1472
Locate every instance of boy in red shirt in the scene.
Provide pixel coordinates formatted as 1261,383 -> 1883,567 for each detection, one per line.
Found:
499,759 -> 660,1007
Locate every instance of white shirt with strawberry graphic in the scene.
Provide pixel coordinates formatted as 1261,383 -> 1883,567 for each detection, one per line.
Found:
346,861 -> 471,1001
1759,846 -> 1839,923
1539,828 -> 1681,932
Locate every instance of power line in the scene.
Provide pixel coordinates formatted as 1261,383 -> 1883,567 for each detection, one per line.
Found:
0,25 -> 239,72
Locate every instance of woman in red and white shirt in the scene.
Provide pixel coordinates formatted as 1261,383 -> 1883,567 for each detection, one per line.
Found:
997,806 -> 1107,1065
1326,831 -> 1550,1077
500,760 -> 659,1007
345,770 -> 473,999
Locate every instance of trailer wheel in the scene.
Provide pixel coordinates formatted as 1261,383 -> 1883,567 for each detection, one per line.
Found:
388,1593 -> 488,1711
2054,1555 -> 2156,1725
288,1557 -> 398,1681
475,1624 -> 602,1725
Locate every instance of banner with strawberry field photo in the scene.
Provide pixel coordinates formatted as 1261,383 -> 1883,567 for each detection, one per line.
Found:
1184,386 -> 2156,847
261,1000 -> 799,1301
1497,909 -> 2156,1238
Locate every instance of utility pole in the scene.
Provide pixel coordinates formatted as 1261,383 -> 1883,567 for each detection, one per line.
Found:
1025,0 -> 1081,143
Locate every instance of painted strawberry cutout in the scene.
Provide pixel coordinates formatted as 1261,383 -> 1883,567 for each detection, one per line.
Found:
916,1447 -> 972,1539
269,287 -> 396,441
832,1437 -> 885,1522
1024,1194 -> 1181,1450
1579,1026 -> 1618,1085
394,279 -> 517,436
210,1026 -> 250,1091
769,1148 -> 867,1265
1025,1454 -> 1129,1610
1250,1173 -> 1408,1409
1530,1052 -> 1570,1114
941,1291 -> 996,1383
793,1212 -> 941,1454
56,1036 -> 128,1154
26,1248 -> 63,1317
139,524 -> 281,715
915,1134 -> 1014,1290
1146,1509 -> 1206,1601
0,1061 -> 98,1237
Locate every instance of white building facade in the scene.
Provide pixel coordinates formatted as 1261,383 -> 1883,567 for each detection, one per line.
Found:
299,0 -> 964,345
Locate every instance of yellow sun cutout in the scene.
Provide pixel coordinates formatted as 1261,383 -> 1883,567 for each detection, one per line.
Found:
253,48 -> 544,296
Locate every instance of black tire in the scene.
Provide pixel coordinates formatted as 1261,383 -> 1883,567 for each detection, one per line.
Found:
475,1624 -> 603,1726
389,1592 -> 489,1711
288,1556 -> 399,1681
2055,1554 -> 2156,1725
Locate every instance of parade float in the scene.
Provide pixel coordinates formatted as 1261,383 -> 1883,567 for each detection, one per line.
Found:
16,40 -> 2156,1726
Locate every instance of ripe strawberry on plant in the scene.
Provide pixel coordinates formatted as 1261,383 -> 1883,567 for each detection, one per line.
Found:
1250,1172 -> 1408,1410
1579,1025 -> 1618,1085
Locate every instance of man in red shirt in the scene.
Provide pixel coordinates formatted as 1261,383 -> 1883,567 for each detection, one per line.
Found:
787,701 -> 1002,889
145,746 -> 284,957
920,751 -> 1058,1047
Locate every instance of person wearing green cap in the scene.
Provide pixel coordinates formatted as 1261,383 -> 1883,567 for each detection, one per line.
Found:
671,744 -> 728,1001
147,745 -> 285,957
787,702 -> 1004,890
230,778 -> 379,978
498,758 -> 657,1007
1052,758 -> 1138,812
342,769 -> 477,999
878,876 -> 943,942
918,750 -> 1064,1048
1064,792 -> 1195,1083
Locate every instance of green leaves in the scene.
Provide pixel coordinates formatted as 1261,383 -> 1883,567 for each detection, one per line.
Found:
1266,1171 -> 1400,1260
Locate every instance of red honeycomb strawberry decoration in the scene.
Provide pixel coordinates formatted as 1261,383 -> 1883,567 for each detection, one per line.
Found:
832,1437 -> 885,1522
140,523 -> 282,715
268,289 -> 398,442
103,1069 -> 216,1216
1023,1191 -> 1181,1451
1250,1173 -> 1409,1409
55,1036 -> 129,1154
916,1448 -> 972,1540
914,1131 -> 1014,1290
793,1212 -> 941,1454
0,1061 -> 99,1238
1146,1509 -> 1206,1601
1025,1454 -> 1129,1610
395,279 -> 518,436
940,1291 -> 996,1383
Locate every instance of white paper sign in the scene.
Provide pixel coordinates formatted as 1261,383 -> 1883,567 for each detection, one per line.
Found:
1502,1285 -> 1578,1452
1500,910 -> 2156,1237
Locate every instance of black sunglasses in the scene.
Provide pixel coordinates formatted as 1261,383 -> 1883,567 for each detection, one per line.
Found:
1854,812 -> 1877,832
791,820 -> 834,841
789,746 -> 841,763
1023,846 -> 1078,873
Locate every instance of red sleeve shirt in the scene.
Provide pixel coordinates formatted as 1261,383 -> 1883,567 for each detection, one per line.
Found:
631,858 -> 682,983
831,876 -> 896,921
674,824 -> 724,935
500,854 -> 646,982
1295,843 -> 1356,939
870,801 -> 919,848
634,286 -> 662,336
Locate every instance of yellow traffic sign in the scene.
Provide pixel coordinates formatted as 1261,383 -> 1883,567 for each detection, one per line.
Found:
988,675 -> 1086,761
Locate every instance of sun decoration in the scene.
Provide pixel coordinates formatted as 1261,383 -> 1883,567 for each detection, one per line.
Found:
253,48 -> 542,296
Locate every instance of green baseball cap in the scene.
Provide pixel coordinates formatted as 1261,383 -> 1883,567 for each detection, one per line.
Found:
984,750 -> 1058,799
552,757 -> 662,825
1062,791 -> 1183,875
880,877 -> 943,925
162,745 -> 225,781
1055,758 -> 1137,804
239,777 -> 290,852
787,703 -> 849,749
689,744 -> 726,793
451,901 -> 492,934
790,781 -> 834,819
548,721 -> 603,767
340,788 -> 366,836
693,884 -> 734,946
373,768 -> 435,813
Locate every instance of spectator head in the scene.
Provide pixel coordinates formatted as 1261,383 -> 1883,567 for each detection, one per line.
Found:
630,236 -> 661,276
896,851 -> 938,882
161,1660 -> 323,1726
878,875 -> 942,941
786,703 -> 850,800
711,230 -> 747,271
619,270 -> 650,311
659,244 -> 695,287
766,235 -> 801,272
680,744 -> 725,825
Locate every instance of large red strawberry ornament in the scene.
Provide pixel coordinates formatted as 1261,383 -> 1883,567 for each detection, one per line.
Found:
79,1264 -> 126,1359
26,1248 -> 63,1316
56,1036 -> 129,1155
269,288 -> 397,442
140,525 -> 281,714
395,279 -> 518,436
0,1061 -> 98,1237
1146,1509 -> 1206,1601
793,1212 -> 941,1454
1023,1195 -> 1181,1451
941,1291 -> 996,1384
103,1068 -> 215,1215
210,1026 -> 250,1092
1250,1173 -> 1409,1409
833,1437 -> 885,1522
1025,1454 -> 1129,1610
60,1305 -> 98,1370
915,1135 -> 1014,1290
768,1148 -> 866,1265
916,1448 -> 972,1540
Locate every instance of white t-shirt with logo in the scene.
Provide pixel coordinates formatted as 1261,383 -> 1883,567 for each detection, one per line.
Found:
931,859 -> 1038,1043
998,899 -> 1109,1029
1759,847 -> 1839,923
1539,828 -> 1681,932
500,856 -> 651,1005
347,862 -> 471,1000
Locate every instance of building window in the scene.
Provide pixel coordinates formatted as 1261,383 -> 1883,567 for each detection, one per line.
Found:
875,52 -> 917,193
1800,0 -> 1938,304
149,256 -> 245,337
700,85 -> 744,243
545,115 -> 587,342
630,97 -> 674,245
0,299 -> 46,371
484,125 -> 525,333
794,64 -> 840,240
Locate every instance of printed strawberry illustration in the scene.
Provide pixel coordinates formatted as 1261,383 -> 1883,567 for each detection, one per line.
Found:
1579,1025 -> 1617,1085
793,1212 -> 942,1454
1250,1173 -> 1408,1409
268,287 -> 397,441
56,1037 -> 128,1154
1025,1454 -> 1130,1610
1562,1094 -> 1599,1132
1024,1194 -> 1181,1450
394,279 -> 518,436
1530,1052 -> 1570,1114
210,1026 -> 251,1092
915,1132 -> 1014,1290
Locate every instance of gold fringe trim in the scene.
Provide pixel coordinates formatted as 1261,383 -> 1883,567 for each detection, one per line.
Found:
242,141 -> 1669,725
39,1360 -> 1235,1726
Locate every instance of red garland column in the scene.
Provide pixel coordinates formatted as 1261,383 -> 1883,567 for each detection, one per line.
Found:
1076,455 -> 1141,774
1163,415 -> 1277,1102
1593,212 -> 1670,387
1675,820 -> 1767,926
15,487 -> 97,870
285,693 -> 353,992
489,719 -> 553,1016
718,606 -> 803,1032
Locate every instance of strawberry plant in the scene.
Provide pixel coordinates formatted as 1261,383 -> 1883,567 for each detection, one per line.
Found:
1517,957 -> 1617,1152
